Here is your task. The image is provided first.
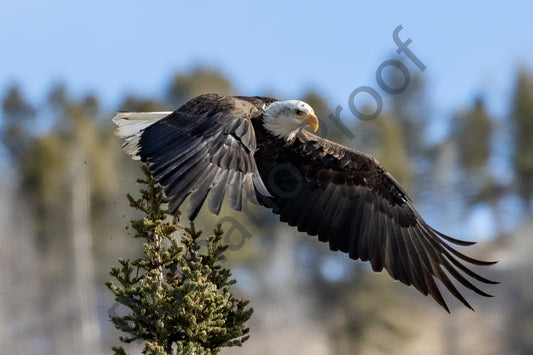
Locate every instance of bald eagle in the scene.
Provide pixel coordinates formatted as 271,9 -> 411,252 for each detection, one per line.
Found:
113,93 -> 496,312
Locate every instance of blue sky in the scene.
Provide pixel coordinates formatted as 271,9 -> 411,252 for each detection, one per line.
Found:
2,0 -> 532,121
2,1 -> 531,239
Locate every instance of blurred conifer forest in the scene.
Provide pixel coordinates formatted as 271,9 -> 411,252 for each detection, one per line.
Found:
1,67 -> 533,355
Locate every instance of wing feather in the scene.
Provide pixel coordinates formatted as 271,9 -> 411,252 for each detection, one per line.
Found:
188,163 -> 218,219
227,170 -> 244,211
114,94 -> 275,218
327,194 -> 351,251
208,168 -> 230,215
242,173 -> 259,205
254,128 -> 496,311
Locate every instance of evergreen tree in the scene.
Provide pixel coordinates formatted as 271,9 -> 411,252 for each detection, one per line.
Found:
388,65 -> 429,160
106,166 -> 253,355
455,98 -> 492,175
1,84 -> 36,160
167,68 -> 235,108
386,66 -> 431,200
453,97 -> 496,204
510,71 -> 533,210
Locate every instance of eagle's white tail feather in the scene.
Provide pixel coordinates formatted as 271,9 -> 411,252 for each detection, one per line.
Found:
112,112 -> 171,159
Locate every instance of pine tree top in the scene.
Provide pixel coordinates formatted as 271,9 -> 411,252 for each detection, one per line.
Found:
106,165 -> 253,355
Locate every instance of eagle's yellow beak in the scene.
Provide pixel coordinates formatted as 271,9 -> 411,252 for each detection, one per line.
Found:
304,113 -> 319,132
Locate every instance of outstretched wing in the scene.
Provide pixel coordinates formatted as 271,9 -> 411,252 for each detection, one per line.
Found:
255,129 -> 497,312
114,94 -> 273,219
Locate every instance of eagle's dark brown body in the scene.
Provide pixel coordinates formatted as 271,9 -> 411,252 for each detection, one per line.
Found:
114,93 -> 497,312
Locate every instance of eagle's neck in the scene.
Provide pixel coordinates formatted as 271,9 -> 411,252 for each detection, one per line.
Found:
263,120 -> 300,141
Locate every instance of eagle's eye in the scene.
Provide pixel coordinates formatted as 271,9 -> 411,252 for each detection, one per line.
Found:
295,109 -> 304,116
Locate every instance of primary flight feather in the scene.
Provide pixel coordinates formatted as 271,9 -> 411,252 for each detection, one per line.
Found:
113,93 -> 497,312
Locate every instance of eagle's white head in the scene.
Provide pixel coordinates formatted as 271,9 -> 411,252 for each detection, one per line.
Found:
263,100 -> 319,141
